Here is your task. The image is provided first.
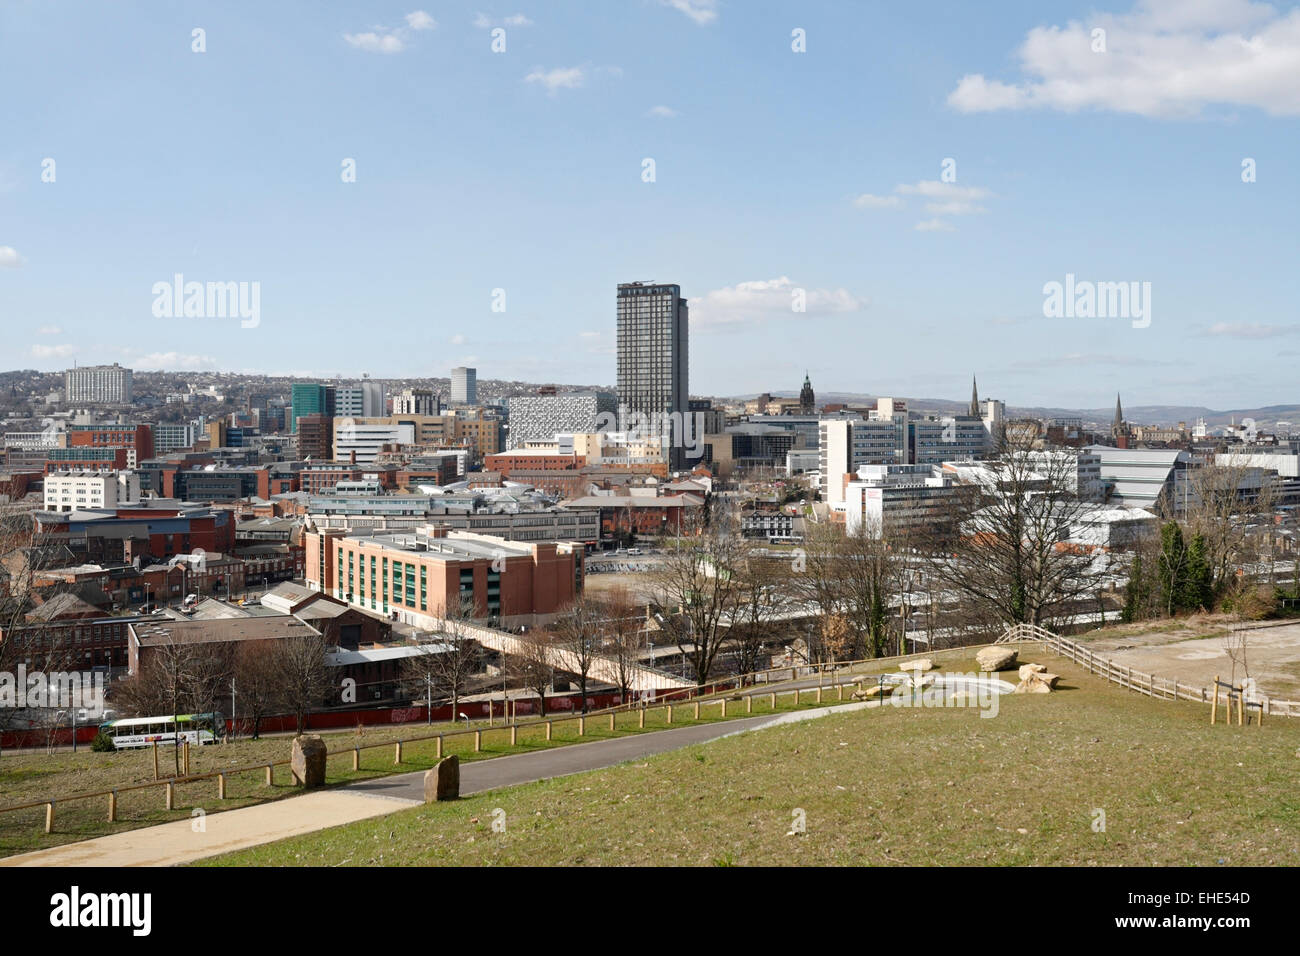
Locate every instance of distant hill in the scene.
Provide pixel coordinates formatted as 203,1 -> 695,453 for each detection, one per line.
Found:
730,391 -> 1300,429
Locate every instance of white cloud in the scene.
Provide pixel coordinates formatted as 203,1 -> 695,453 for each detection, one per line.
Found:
31,344 -> 76,359
475,12 -> 533,28
1205,321 -> 1299,338
37,325 -> 62,335
405,10 -> 437,31
344,31 -> 406,54
661,0 -> 718,25
947,0 -> 1300,117
690,277 -> 866,328
851,193 -> 902,209
646,105 -> 679,118
854,181 -> 993,231
0,246 -> 23,268
345,11 -> 436,54
525,66 -> 585,94
450,334 -> 467,345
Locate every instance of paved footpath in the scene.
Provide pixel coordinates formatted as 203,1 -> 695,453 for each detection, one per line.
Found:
0,701 -> 871,867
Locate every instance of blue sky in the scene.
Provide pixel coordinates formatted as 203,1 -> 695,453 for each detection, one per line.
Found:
2,0 -> 1297,408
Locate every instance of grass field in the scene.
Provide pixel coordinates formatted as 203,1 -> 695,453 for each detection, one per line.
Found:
199,651 -> 1300,867
0,665 -> 894,857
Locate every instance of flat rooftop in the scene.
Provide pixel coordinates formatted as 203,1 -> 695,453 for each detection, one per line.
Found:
131,615 -> 321,646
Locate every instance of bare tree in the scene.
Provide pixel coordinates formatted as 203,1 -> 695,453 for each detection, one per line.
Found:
651,505 -> 747,684
552,593 -> 602,713
1179,456 -> 1276,599
838,518 -> 908,658
923,439 -> 1102,633
273,633 -> 332,735
595,585 -> 642,704
0,519 -> 77,753
232,642 -> 279,739
508,630 -> 556,717
730,551 -> 791,678
421,597 -> 482,720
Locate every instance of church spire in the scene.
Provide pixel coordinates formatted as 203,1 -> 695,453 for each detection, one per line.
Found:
1113,392 -> 1124,429
969,376 -> 980,418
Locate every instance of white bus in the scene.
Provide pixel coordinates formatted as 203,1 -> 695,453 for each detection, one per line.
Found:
98,713 -> 224,750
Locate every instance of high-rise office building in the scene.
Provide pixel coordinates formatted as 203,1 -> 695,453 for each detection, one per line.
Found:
451,367 -> 477,405
64,364 -> 133,405
336,382 -> 388,418
616,282 -> 689,468
393,388 -> 441,416
291,383 -> 335,434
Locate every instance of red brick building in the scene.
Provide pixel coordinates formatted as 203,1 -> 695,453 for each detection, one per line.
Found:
305,526 -> 583,629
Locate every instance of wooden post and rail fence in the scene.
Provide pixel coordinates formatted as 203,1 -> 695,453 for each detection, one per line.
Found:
0,647 -> 932,837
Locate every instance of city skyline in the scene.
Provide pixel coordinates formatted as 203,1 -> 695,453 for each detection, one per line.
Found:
2,0 -> 1297,408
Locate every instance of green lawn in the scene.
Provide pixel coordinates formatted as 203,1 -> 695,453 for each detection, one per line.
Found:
199,653 -> 1300,867
0,677 -> 853,857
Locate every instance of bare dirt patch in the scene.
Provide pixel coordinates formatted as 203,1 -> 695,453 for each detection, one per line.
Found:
1077,616 -> 1300,700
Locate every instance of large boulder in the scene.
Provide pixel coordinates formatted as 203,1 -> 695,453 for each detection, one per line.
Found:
976,647 -> 1018,672
290,734 -> 327,788
425,755 -> 460,802
1014,671 -> 1061,694
852,683 -> 893,701
1018,663 -> 1047,680
898,659 -> 935,673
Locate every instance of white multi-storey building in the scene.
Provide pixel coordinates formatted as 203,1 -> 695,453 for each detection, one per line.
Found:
44,470 -> 141,513
64,364 -> 133,405
818,419 -> 897,505
332,421 -> 415,464
842,464 -> 957,537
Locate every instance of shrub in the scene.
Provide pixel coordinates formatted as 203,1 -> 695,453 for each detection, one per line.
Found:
90,730 -> 116,753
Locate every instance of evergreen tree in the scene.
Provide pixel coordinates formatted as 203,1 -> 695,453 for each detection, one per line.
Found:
1180,533 -> 1214,612
1122,554 -> 1148,623
1157,522 -> 1187,617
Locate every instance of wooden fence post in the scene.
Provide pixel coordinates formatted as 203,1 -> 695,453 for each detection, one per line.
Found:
577,717 -> 584,737
546,720 -> 553,740
746,695 -> 753,713
693,701 -> 700,720
511,724 -> 518,746
609,712 -> 616,731
218,773 -> 226,800
152,741 -> 159,781
769,692 -> 776,709
45,802 -> 54,834
474,729 -> 483,751
265,764 -> 273,786
639,707 -> 645,729
394,741 -> 403,764
1211,675 -> 1219,724
353,748 -> 360,771
666,705 -> 672,725
436,735 -> 443,758
794,688 -> 800,706
107,791 -> 117,823
165,782 -> 175,811
720,698 -> 726,718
